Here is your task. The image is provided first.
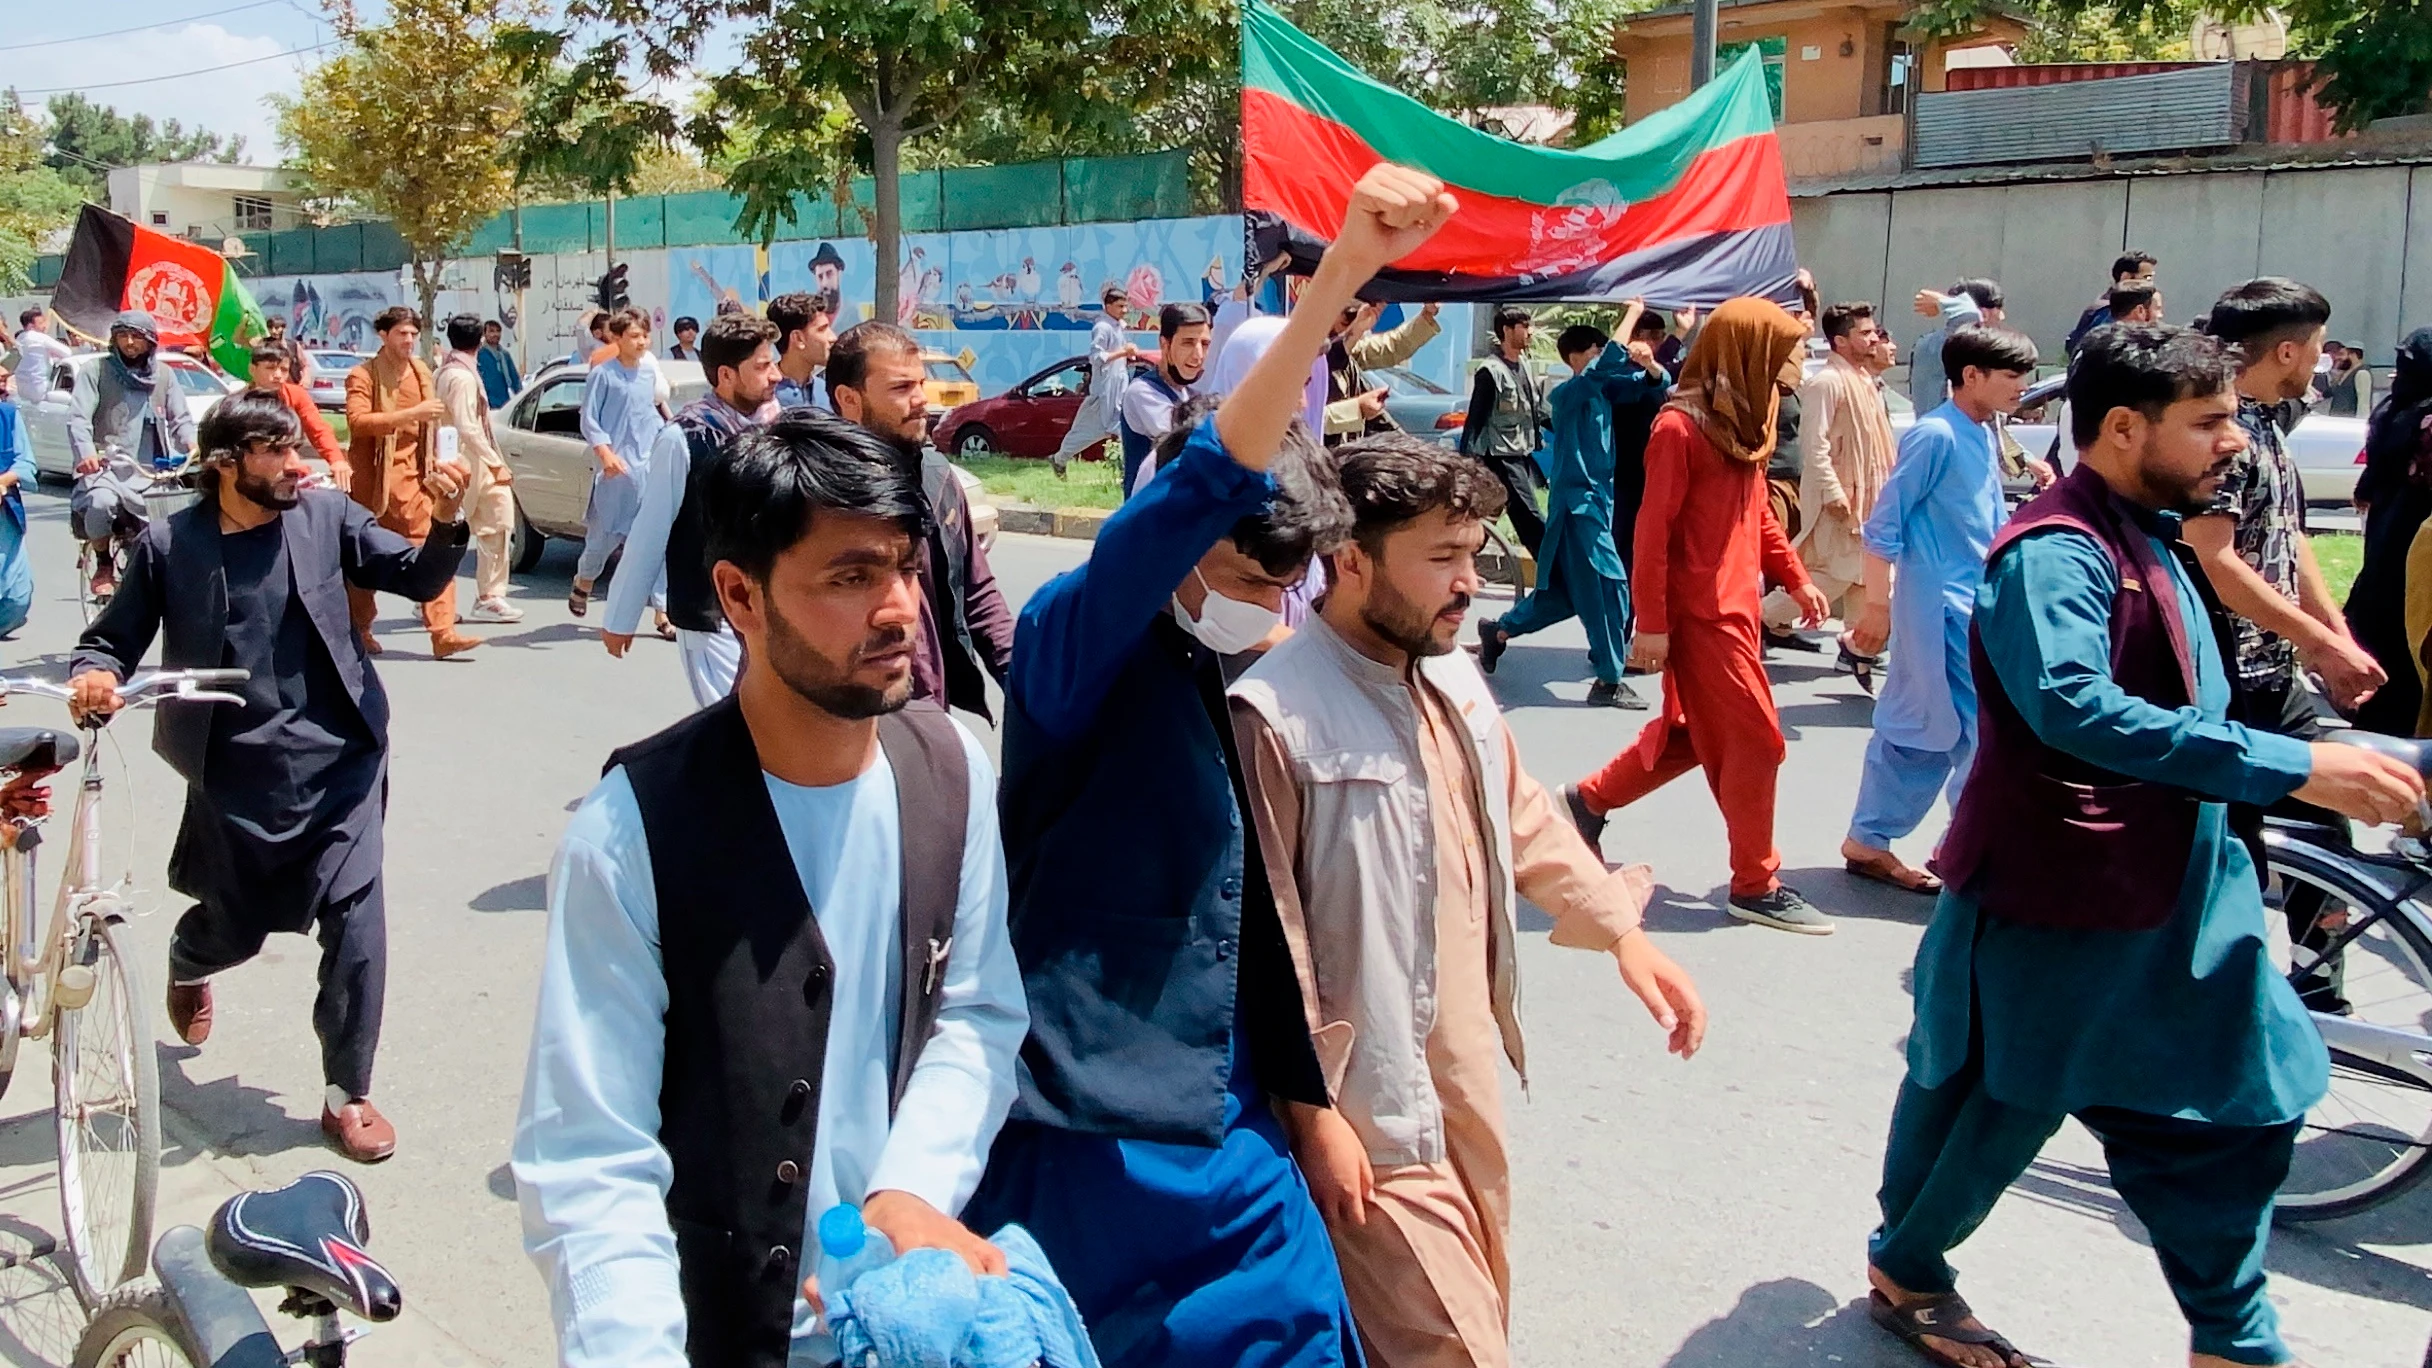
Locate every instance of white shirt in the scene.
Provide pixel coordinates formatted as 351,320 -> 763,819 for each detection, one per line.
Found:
513,727 -> 1027,1368
12,329 -> 68,399
1086,316 -> 1127,423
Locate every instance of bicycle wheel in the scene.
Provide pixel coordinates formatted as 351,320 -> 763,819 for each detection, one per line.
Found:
2262,838 -> 2432,1221
54,917 -> 160,1304
70,1283 -> 202,1368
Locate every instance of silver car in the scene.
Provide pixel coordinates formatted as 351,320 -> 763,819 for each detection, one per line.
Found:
493,360 -> 997,573
24,352 -> 238,481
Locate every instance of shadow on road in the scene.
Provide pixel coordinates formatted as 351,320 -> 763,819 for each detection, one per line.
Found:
1658,1276 -> 1906,1366
470,875 -> 546,914
1778,865 -> 1941,928
0,1212 -> 85,1368
2015,1149 -> 2432,1312
156,1045 -> 326,1165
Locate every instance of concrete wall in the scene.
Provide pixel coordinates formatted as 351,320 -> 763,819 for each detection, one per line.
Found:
1795,163 -> 2430,366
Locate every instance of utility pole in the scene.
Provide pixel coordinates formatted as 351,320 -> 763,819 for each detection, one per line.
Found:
1691,0 -> 1719,88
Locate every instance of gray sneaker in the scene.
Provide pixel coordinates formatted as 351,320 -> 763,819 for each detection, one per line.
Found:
1560,784 -> 1607,851
1727,885 -> 1835,935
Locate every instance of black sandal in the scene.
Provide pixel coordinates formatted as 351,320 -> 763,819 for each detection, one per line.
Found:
1868,1290 -> 2034,1368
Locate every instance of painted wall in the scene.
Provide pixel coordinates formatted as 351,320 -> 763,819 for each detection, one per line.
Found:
1791,162 -> 2431,367
227,215 -> 1480,397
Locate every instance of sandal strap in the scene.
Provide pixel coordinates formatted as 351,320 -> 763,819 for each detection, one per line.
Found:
1878,1291 -> 2005,1346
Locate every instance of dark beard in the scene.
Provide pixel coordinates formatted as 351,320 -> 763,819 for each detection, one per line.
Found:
1360,580 -> 1467,659
763,599 -> 913,720
233,466 -> 300,510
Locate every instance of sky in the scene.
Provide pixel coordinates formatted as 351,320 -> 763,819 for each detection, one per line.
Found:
0,1 -> 384,166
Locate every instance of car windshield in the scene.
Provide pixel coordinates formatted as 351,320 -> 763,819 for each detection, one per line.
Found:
1374,365 -> 1447,397
927,358 -> 973,383
168,364 -> 226,399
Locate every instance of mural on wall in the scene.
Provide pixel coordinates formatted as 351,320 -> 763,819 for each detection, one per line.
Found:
247,272 -> 405,354
207,215 -> 1472,398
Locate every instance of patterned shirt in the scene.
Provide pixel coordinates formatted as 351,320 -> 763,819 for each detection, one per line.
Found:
2203,395 -> 2306,686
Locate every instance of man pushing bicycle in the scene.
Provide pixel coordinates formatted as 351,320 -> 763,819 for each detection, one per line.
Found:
69,388 -> 470,1164
63,311 -> 193,604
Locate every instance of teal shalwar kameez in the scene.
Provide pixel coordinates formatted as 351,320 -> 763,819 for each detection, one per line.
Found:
1492,344 -> 1666,683
1871,513 -> 2323,1366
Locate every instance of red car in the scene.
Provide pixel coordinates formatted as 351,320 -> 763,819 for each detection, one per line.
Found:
934,354 -> 1128,461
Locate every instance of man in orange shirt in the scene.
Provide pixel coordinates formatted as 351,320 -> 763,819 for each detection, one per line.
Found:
1563,299 -> 1834,934
246,345 -> 346,478
344,307 -> 480,659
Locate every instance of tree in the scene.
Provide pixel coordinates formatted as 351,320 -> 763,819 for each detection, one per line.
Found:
0,94 -> 82,292
529,0 -> 1228,322
274,0 -> 527,343
42,93 -> 246,197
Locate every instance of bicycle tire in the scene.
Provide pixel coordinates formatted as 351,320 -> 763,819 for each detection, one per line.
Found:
70,1282 -> 203,1368
55,917 -> 160,1304
2264,837 -> 2432,1222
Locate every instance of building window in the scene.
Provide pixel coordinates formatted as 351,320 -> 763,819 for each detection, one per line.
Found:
1720,35 -> 1787,121
149,211 -> 169,227
233,195 -> 274,231
1883,38 -> 1915,116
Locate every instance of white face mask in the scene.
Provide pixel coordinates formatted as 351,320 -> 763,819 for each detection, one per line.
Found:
1173,568 -> 1281,655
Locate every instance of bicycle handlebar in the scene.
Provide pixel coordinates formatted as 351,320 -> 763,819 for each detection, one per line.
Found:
0,669 -> 250,715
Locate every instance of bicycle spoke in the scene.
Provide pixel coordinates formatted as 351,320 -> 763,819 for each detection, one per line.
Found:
56,921 -> 158,1303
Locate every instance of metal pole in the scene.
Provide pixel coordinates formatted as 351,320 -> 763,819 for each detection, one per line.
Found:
1691,0 -> 1719,88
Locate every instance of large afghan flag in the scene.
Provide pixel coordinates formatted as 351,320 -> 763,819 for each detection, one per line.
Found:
1243,0 -> 1796,305
51,204 -> 267,374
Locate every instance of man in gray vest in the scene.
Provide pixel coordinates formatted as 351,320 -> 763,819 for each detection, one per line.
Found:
1458,305 -> 1549,555
1231,431 -> 1705,1366
66,310 -> 196,601
514,408 -> 1028,1368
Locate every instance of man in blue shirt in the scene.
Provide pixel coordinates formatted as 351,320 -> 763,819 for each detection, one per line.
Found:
966,163 -> 1457,1368
1840,324 -> 2037,893
1863,325 -> 2423,1368
770,290 -> 836,413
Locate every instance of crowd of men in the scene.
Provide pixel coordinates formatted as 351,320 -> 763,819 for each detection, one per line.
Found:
5,151 -> 2428,1368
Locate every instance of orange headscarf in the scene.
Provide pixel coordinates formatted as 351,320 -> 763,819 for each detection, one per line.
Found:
1665,297 -> 1810,466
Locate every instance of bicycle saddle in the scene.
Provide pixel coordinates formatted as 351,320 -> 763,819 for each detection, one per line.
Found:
206,1171 -> 401,1322
2327,728 -> 2432,777
0,727 -> 75,773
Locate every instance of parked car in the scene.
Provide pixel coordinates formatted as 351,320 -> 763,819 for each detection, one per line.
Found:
2004,389 -> 2366,505
922,351 -> 980,420
495,360 -> 995,572
25,351 -> 240,481
303,350 -> 372,410
933,355 -> 1102,461
1371,365 -> 1467,445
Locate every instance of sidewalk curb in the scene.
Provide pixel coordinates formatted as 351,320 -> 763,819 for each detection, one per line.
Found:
996,502 -> 1109,541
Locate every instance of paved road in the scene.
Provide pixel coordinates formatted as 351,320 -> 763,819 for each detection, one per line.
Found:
0,489 -> 2421,1367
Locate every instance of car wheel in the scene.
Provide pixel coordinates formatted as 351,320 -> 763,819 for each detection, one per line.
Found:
953,425 -> 997,458
511,497 -> 545,573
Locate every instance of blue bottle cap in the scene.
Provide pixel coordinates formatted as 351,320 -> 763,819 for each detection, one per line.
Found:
817,1203 -> 866,1259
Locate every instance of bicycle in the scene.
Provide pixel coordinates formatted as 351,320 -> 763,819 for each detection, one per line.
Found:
2260,728 -> 2432,1222
72,1169 -> 400,1368
0,669 -> 247,1303
72,445 -> 195,626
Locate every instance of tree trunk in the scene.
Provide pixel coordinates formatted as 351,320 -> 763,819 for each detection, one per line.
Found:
413,258 -> 441,361
868,107 -> 904,329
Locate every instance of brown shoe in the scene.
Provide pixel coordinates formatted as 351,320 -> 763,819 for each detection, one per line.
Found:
431,632 -> 483,660
321,1100 -> 396,1163
361,633 -> 382,656
165,981 -> 211,1045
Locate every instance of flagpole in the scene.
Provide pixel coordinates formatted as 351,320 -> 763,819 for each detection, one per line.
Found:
1691,0 -> 1718,87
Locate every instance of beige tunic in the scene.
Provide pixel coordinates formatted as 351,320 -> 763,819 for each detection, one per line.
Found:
1237,673 -> 1645,1368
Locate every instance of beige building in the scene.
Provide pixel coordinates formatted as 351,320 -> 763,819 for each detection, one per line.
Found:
1613,0 -> 2031,179
106,163 -> 308,244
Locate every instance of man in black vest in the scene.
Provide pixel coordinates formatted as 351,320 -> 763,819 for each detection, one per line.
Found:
71,390 -> 470,1163
514,408 -> 1028,1368
828,322 -> 1014,720
603,312 -> 782,704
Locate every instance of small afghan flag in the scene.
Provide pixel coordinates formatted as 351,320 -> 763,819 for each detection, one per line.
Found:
1242,0 -> 1797,305
51,204 -> 267,374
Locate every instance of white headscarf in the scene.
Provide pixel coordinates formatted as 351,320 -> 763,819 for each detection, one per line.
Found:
1209,313 -> 1328,434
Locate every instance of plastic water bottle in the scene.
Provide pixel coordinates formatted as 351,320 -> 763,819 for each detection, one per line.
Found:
813,1203 -> 896,1331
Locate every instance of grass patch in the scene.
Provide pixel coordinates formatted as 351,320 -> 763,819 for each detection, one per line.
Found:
957,454 -> 1125,511
2312,531 -> 2361,606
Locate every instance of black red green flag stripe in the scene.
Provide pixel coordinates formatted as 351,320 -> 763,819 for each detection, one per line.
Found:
1243,0 -> 1798,306
52,204 -> 266,372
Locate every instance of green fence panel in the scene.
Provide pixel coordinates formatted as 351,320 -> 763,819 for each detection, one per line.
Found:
310,222 -> 359,273
604,195 -> 667,251
663,190 -> 751,247
767,191 -> 844,241
846,168 -> 944,235
465,212 -> 517,255
358,220 -> 410,272
1061,152 -> 1192,224
517,202 -> 593,255
31,255 -> 60,289
941,161 -> 1063,230
268,227 -> 320,276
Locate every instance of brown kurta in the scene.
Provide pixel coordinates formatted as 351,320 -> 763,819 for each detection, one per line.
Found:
343,353 -> 457,641
1237,673 -> 1647,1368
1764,352 -> 1894,629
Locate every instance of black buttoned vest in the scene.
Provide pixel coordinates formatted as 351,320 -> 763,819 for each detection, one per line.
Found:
606,695 -> 967,1367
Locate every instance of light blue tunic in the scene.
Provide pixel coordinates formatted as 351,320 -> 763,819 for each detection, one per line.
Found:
1862,401 -> 2005,754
